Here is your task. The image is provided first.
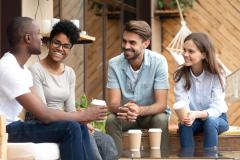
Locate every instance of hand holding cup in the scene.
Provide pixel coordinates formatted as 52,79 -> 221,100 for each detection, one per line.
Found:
173,100 -> 188,123
87,99 -> 108,121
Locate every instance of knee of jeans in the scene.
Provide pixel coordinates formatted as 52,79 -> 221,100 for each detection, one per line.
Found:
66,121 -> 82,134
107,134 -> 116,146
203,117 -> 218,129
105,114 -> 119,130
151,113 -> 168,129
179,123 -> 191,132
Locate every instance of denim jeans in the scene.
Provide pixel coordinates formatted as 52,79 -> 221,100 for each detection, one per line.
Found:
179,113 -> 229,149
90,130 -> 118,160
7,120 -> 93,160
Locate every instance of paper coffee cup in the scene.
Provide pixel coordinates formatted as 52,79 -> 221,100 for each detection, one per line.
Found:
173,100 -> 188,121
149,128 -> 162,149
91,99 -> 107,121
150,149 -> 161,158
91,99 -> 106,106
128,130 -> 142,151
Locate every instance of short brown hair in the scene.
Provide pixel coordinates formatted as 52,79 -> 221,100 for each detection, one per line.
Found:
124,20 -> 152,41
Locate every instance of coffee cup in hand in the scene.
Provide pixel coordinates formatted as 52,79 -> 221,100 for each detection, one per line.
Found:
91,99 -> 107,121
173,100 -> 188,121
91,99 -> 106,106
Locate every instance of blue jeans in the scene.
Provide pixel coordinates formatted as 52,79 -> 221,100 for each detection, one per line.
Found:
179,113 -> 228,148
91,130 -> 118,160
7,120 -> 93,160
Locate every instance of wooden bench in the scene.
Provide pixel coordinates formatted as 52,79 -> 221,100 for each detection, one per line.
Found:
122,126 -> 240,153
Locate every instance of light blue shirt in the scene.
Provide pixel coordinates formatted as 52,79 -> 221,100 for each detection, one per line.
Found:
106,49 -> 169,107
174,69 -> 228,117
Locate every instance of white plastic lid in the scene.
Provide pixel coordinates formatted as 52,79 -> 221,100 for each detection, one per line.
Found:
173,100 -> 186,109
91,99 -> 106,106
128,129 -> 142,134
148,128 -> 162,132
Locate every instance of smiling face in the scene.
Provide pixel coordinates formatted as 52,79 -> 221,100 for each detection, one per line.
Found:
122,31 -> 150,61
48,33 -> 72,62
183,39 -> 205,69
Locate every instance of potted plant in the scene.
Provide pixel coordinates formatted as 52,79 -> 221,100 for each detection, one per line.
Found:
158,0 -> 195,10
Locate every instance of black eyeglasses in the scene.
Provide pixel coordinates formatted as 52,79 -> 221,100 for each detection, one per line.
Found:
51,39 -> 73,50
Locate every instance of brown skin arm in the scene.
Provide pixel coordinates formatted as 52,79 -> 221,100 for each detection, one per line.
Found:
16,92 -> 108,124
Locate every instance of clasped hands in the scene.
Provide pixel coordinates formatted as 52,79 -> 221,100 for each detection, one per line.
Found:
117,101 -> 141,122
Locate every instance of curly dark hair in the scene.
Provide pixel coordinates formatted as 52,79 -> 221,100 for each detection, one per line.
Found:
50,20 -> 80,44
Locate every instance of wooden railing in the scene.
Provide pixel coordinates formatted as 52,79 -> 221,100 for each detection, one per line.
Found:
225,68 -> 240,103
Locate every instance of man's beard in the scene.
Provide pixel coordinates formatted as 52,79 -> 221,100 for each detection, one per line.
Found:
123,48 -> 140,61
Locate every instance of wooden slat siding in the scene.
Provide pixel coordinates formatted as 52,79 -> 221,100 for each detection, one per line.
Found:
209,0 -> 240,39
161,0 -> 240,126
84,4 -> 121,100
191,1 -> 240,70
202,0 -> 240,51
230,0 -> 240,13
53,0 -> 60,18
85,7 -> 104,99
188,4 -> 240,69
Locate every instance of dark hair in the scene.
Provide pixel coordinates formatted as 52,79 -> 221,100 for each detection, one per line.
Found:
124,20 -> 152,41
7,17 -> 33,48
50,20 -> 80,45
173,32 -> 224,91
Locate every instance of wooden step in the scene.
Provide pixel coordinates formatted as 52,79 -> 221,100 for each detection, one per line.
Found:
122,129 -> 240,152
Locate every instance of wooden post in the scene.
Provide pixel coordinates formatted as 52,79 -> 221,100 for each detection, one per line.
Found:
0,116 -> 7,160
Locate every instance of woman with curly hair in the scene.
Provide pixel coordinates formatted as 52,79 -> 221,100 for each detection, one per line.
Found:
28,20 -> 117,160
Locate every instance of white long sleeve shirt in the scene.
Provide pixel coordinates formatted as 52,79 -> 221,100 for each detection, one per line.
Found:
174,69 -> 228,117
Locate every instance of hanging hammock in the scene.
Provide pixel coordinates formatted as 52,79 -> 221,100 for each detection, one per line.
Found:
166,0 -> 191,65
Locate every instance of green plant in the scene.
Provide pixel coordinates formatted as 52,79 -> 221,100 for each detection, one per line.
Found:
75,94 -> 88,111
158,0 -> 195,10
75,95 -> 106,133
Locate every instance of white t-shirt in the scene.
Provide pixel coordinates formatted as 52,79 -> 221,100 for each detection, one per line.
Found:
129,65 -> 140,90
0,52 -> 33,124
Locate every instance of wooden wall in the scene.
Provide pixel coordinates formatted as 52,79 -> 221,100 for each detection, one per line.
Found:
158,0 -> 240,125
85,3 -> 121,100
